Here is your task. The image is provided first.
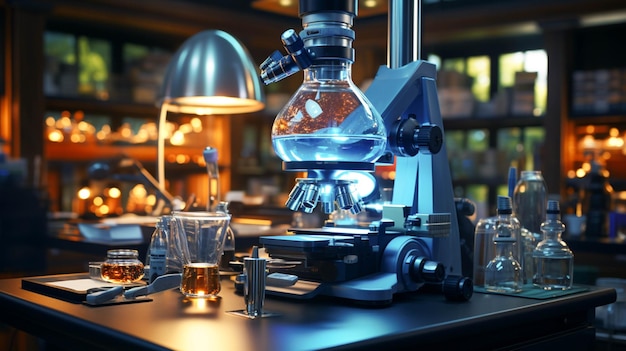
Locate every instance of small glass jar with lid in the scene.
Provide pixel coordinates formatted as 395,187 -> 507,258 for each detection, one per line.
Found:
100,249 -> 144,283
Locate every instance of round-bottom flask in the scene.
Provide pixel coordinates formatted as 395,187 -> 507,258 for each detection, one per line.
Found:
272,62 -> 387,164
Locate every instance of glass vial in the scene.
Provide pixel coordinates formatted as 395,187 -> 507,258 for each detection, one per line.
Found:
203,147 -> 220,212
532,200 -> 574,290
485,196 -> 523,293
513,170 -> 547,241
147,216 -> 171,283
101,249 -> 144,284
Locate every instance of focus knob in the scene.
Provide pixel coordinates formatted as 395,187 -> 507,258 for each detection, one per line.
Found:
410,257 -> 445,283
442,275 -> 473,301
414,124 -> 442,155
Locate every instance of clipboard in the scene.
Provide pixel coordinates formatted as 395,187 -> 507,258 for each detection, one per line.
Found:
22,273 -> 146,303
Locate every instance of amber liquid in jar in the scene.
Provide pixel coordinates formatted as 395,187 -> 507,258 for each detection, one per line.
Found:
100,249 -> 144,283
181,263 -> 221,297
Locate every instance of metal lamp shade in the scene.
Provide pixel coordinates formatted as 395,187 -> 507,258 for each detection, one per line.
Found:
159,30 -> 265,114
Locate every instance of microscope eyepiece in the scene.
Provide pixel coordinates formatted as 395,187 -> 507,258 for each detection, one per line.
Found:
298,0 -> 357,17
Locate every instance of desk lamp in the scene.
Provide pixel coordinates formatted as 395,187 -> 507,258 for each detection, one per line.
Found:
156,30 -> 265,192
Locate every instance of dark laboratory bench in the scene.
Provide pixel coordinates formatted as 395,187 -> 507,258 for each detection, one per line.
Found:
0,274 -> 616,351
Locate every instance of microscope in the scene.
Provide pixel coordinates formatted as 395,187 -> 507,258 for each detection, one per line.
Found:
258,0 -> 472,304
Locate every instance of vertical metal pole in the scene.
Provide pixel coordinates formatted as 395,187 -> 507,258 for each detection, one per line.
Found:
388,0 -> 421,68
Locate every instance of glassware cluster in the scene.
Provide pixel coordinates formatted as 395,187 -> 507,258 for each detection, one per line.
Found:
476,170 -> 574,292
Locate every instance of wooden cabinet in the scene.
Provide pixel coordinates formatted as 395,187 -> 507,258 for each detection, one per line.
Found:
543,20 -> 626,218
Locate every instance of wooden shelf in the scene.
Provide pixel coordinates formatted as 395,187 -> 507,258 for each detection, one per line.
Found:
443,115 -> 544,130
45,142 -> 202,163
568,114 -> 626,125
46,97 -> 160,117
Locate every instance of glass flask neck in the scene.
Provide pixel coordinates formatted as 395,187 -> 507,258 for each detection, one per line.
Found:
303,61 -> 353,83
496,211 -> 514,233
541,217 -> 565,240
520,170 -> 543,180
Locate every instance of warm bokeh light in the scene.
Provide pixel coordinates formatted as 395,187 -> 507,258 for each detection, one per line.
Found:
175,154 -> 190,164
93,196 -> 104,206
98,204 -> 110,215
48,130 -> 64,142
77,187 -> 91,200
190,117 -> 203,132
179,123 -> 193,134
57,116 -> 72,130
147,194 -> 157,206
606,128 -> 624,149
582,162 -> 592,172
77,120 -> 94,133
70,132 -> 85,143
120,123 -> 133,138
170,130 -> 185,146
131,184 -> 148,198
580,134 -> 598,150
45,116 -> 56,127
107,187 -> 121,198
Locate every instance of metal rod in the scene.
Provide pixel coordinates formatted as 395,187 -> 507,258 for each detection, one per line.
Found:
388,0 -> 421,68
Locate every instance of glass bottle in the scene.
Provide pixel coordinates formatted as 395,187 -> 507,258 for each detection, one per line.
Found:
532,200 -> 574,290
583,161 -> 612,238
101,249 -> 144,284
513,170 -> 547,241
513,170 -> 544,283
147,216 -> 170,283
473,217 -> 497,287
484,196 -> 523,293
474,206 -> 523,286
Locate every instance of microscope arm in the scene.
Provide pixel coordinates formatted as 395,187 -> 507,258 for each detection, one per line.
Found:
364,60 -> 441,211
364,60 -> 462,277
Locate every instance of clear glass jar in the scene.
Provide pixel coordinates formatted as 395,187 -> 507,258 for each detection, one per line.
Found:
513,170 -> 547,241
101,249 -> 144,283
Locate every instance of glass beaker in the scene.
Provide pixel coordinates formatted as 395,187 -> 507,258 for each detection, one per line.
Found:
170,211 -> 231,298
